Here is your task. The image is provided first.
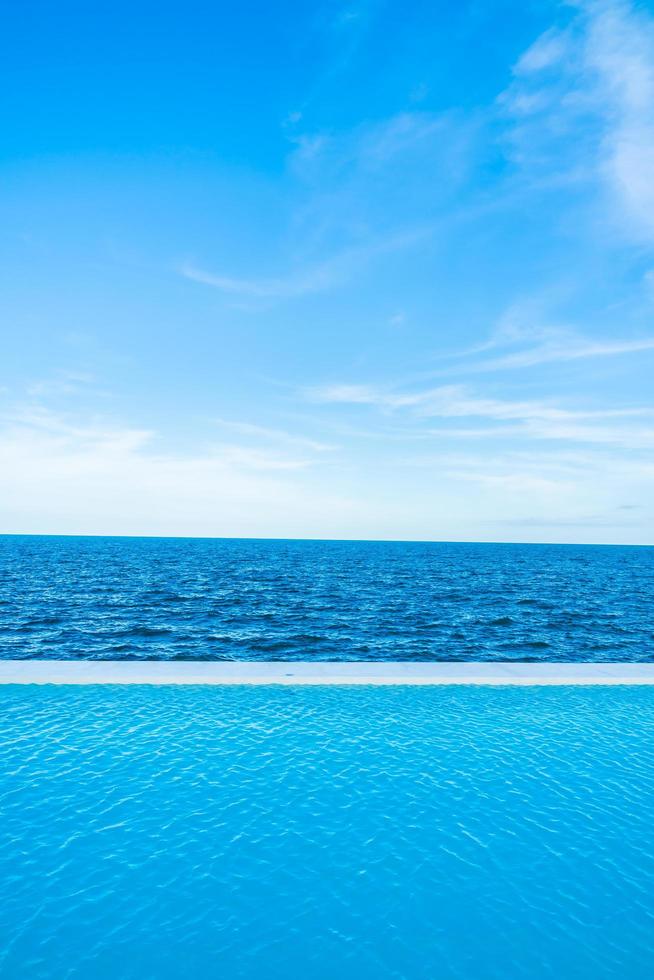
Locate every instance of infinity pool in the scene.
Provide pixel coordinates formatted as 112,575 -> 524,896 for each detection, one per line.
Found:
2,685 -> 653,978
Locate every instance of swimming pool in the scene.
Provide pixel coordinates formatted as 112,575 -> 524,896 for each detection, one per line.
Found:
2,684 -> 653,978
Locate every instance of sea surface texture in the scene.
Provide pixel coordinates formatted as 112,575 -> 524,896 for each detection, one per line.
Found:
1,535 -> 653,660
2,685 -> 654,979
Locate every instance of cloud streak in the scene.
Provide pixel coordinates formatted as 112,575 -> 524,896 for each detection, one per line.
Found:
309,381 -> 646,420
180,227 -> 428,300
2,396 -> 651,542
212,418 -> 337,452
0,408 -> 355,537
180,262 -> 335,299
459,333 -> 654,372
502,0 -> 654,241
307,380 -> 654,449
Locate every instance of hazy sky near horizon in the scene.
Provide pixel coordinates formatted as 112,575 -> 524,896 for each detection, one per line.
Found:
2,0 -> 654,542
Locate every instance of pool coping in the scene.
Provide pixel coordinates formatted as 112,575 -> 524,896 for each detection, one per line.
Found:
1,661 -> 654,685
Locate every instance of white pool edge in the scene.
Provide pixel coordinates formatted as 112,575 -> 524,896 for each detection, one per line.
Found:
1,661 -> 653,685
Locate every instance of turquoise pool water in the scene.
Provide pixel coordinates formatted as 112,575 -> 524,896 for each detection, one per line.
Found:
2,686 -> 654,978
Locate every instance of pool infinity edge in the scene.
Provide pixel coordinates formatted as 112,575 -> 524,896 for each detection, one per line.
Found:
1,661 -> 654,684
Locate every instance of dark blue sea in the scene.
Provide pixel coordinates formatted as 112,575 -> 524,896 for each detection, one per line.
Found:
0,535 -> 652,661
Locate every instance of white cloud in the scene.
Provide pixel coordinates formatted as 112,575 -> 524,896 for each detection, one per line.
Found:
180,261 -> 335,299
289,111 -> 447,179
1,403 -> 651,543
406,386 -> 648,424
433,295 -> 654,373
212,418 -> 337,452
389,311 -> 407,327
180,227 -> 427,300
25,371 -> 96,399
308,379 -> 654,449
464,333 -> 654,371
503,0 -> 654,240
309,380 -> 640,419
514,28 -> 570,75
0,409 -> 354,537
181,110 -> 455,306
307,383 -> 382,404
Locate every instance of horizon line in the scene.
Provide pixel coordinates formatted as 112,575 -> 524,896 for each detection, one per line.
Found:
0,532 -> 652,548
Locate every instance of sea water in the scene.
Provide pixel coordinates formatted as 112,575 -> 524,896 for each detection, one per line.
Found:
1,535 -> 652,661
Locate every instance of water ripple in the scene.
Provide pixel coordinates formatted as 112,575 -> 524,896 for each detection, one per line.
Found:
1,687 -> 654,978
0,536 -> 653,661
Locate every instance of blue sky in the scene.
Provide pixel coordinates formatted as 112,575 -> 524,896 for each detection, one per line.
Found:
2,0 -> 654,542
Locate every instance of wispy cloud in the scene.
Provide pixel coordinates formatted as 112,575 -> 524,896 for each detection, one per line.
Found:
427,293 -> 654,374
8,406 -> 327,471
180,108 -> 451,307
180,227 -> 427,300
307,380 -> 654,449
213,418 -> 337,452
502,0 -> 654,241
309,380 -> 645,420
289,111 -> 461,181
460,333 -> 654,372
2,400 -> 651,542
513,27 -> 571,75
180,261 -> 335,299
25,371 -> 97,399
207,444 -> 312,471
308,383 -> 382,405
0,408 -> 353,536
1,405 -> 153,454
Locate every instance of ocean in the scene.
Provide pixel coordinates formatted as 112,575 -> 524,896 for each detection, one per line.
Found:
1,535 -> 652,661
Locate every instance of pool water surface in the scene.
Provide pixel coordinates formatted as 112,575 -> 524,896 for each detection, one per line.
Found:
1,685 -> 653,979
